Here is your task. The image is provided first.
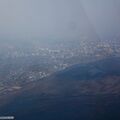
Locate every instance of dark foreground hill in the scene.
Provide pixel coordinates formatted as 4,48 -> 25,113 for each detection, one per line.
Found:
54,57 -> 120,80
0,57 -> 120,120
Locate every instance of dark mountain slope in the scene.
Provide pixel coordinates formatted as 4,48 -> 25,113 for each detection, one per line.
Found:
54,57 -> 120,81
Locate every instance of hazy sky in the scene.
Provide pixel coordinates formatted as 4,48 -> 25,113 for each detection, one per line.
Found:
82,0 -> 120,39
0,0 -> 120,42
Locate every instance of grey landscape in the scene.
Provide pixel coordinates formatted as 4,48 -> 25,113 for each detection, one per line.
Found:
0,0 -> 120,120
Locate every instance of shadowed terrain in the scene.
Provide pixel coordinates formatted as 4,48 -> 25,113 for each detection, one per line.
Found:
0,57 -> 120,120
